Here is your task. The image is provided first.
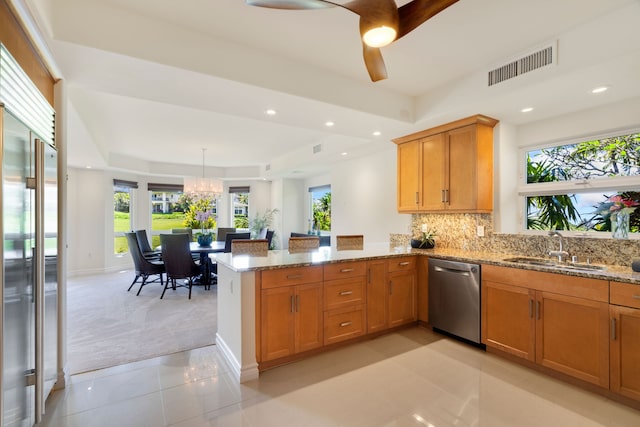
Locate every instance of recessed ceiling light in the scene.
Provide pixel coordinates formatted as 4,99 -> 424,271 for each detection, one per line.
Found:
85,165 -> 92,169
341,152 -> 348,156
373,131 -> 381,136
325,121 -> 334,127
591,86 -> 609,94
521,107 -> 534,113
265,109 -> 277,115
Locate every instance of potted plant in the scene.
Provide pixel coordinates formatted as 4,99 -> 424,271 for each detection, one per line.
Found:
249,208 -> 279,248
411,227 -> 436,249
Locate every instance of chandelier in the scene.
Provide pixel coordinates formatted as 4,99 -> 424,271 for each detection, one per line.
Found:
183,148 -> 223,199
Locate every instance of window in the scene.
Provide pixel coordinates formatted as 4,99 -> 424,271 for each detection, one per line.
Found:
309,185 -> 331,233
148,183 -> 190,247
113,179 -> 136,254
521,131 -> 640,234
230,186 -> 249,229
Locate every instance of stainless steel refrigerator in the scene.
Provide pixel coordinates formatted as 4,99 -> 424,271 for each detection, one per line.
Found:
1,106 -> 58,427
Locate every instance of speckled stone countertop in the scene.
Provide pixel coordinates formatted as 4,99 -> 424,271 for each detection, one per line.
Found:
213,243 -> 640,285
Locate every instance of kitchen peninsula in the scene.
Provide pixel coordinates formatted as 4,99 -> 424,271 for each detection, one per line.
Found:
214,243 -> 640,409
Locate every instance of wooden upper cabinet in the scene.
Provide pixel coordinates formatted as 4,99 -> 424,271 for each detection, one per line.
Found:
393,114 -> 498,213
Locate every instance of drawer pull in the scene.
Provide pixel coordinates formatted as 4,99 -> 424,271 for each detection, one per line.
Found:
633,295 -> 640,300
286,274 -> 303,279
339,321 -> 352,327
398,262 -> 410,266
339,290 -> 353,296
611,318 -> 617,341
340,268 -> 355,273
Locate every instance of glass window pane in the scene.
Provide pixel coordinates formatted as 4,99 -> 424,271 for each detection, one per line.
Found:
526,191 -> 640,233
113,185 -> 131,254
232,193 -> 249,228
150,190 -> 189,247
527,133 -> 640,183
311,188 -> 331,232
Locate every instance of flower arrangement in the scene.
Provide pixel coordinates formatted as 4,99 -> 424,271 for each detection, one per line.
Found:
184,198 -> 216,234
608,195 -> 639,213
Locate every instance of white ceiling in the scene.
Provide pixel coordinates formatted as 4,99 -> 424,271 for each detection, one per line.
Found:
21,0 -> 640,179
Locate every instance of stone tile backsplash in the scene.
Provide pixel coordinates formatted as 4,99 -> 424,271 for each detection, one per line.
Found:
391,213 -> 640,267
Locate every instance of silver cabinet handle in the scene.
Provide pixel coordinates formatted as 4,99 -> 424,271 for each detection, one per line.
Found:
445,189 -> 449,203
339,290 -> 353,296
441,189 -> 445,203
415,191 -> 419,204
340,268 -> 355,273
399,262 -> 410,266
633,295 -> 640,300
286,274 -> 303,279
529,299 -> 534,319
536,301 -> 541,320
340,321 -> 352,327
611,318 -> 617,341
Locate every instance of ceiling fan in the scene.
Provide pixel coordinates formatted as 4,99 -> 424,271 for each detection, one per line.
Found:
246,0 -> 460,82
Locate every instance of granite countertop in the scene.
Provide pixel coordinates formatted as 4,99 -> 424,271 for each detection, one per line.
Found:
212,243 -> 640,285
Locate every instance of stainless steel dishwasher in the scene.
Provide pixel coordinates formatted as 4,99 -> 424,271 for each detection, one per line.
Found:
428,258 -> 481,344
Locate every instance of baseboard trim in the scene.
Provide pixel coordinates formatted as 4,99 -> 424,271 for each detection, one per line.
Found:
215,333 -> 259,383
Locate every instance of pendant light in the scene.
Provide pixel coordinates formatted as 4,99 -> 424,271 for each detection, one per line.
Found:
183,148 -> 223,199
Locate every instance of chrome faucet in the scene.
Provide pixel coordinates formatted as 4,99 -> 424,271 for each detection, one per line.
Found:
548,231 -> 569,262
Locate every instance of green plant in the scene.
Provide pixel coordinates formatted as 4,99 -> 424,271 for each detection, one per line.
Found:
413,227 -> 436,248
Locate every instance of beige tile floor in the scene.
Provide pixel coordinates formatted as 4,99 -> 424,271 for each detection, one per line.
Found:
41,327 -> 640,427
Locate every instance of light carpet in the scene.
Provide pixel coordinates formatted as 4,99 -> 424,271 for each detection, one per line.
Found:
67,270 -> 217,374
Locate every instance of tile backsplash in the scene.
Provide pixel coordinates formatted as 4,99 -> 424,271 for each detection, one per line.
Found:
391,213 -> 640,267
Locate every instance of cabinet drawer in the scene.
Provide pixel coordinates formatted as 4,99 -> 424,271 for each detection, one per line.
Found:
261,265 -> 323,289
387,256 -> 416,272
324,261 -> 367,281
324,305 -> 366,345
324,276 -> 366,310
611,281 -> 640,309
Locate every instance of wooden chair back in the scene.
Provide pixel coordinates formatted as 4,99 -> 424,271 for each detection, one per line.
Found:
231,239 -> 268,256
289,236 -> 320,251
336,234 -> 364,250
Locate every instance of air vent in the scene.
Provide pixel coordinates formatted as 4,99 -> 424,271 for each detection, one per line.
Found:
313,144 -> 322,154
265,164 -> 271,171
488,43 -> 556,87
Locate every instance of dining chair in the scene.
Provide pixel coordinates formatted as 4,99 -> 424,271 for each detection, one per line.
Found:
265,230 -> 275,249
125,232 -> 165,296
224,232 -> 251,253
289,236 -> 320,251
216,227 -> 236,242
135,229 -> 162,260
171,228 -> 193,242
231,239 -> 268,256
160,233 -> 201,299
336,234 -> 364,250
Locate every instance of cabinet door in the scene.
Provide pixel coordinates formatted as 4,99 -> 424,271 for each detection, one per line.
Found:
397,140 -> 421,212
261,286 -> 295,361
421,133 -> 446,210
536,291 -> 609,388
481,280 -> 535,361
294,283 -> 324,353
446,125 -> 477,211
367,260 -> 388,333
388,270 -> 417,328
610,305 -> 640,401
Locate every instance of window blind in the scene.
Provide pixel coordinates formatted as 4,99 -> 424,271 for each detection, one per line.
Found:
229,186 -> 250,193
113,179 -> 138,189
148,183 -> 183,192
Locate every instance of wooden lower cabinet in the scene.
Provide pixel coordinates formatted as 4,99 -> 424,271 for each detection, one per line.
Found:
536,291 -> 609,387
387,257 -> 417,328
482,265 -> 609,388
260,282 -> 323,361
610,281 -> 640,401
482,280 -> 535,361
324,304 -> 366,345
366,259 -> 387,333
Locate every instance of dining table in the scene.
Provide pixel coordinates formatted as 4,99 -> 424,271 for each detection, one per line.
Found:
189,241 -> 225,288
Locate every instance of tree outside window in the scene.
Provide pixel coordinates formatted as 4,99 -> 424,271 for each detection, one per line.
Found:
310,186 -> 331,232
525,132 -> 640,233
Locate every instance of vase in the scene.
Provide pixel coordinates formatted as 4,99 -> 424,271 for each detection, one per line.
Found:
197,233 -> 213,247
410,239 -> 435,249
611,210 -> 630,239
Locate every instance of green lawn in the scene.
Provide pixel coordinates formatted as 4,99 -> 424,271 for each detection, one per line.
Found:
113,212 -> 188,253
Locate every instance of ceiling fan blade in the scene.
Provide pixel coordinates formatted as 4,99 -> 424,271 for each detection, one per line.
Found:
362,44 -> 388,82
396,0 -> 459,39
245,0 -> 336,10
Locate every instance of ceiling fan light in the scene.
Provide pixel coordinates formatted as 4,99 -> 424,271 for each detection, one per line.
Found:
363,25 -> 397,48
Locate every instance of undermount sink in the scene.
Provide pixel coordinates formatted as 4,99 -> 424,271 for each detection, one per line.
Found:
502,257 -> 606,272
